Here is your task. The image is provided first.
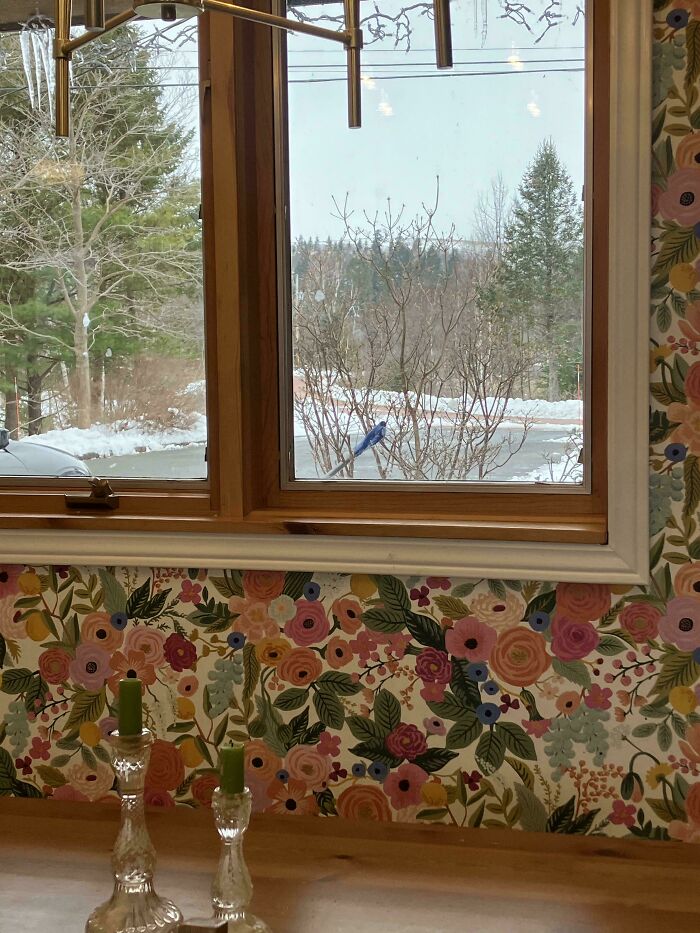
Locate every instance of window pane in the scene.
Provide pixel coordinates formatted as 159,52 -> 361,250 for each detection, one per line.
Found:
0,16 -> 206,480
284,0 -> 586,484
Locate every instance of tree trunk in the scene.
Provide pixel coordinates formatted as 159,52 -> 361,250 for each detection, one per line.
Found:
547,344 -> 560,402
73,318 -> 91,429
26,360 -> 43,435
4,367 -> 19,438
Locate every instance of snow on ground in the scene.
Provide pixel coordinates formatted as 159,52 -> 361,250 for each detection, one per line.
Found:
18,415 -> 207,461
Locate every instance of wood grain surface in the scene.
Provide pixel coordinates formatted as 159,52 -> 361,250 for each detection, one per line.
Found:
0,799 -> 698,932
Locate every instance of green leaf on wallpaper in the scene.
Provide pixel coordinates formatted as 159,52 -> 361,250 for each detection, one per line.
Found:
428,691 -> 475,722
597,634 -> 629,656
652,648 -> 700,696
417,807 -> 449,822
209,572 -> 244,598
0,668 -> 34,694
24,672 -> 48,714
374,690 -> 401,735
546,796 -> 575,833
372,575 -> 410,613
126,579 -> 151,619
514,783 -> 547,833
445,712 -> 482,750
650,381 -> 683,407
313,688 -> 345,730
317,671 -> 361,695
289,707 -> 310,746
433,595 -> 471,619
405,613 -> 445,650
652,104 -> 666,144
487,579 -> 507,600
523,589 -> 556,621
646,795 -> 685,824
450,660 -> 482,709
475,729 -> 506,775
346,715 -> 385,743
34,765 -> 67,788
282,571 -> 314,601
274,688 -> 308,711
412,748 -> 458,774
654,225 -> 700,280
684,455 -> 700,519
98,570 -> 127,615
687,20 -> 700,90
451,582 -> 476,599
242,643 -> 260,702
505,756 -> 534,790
314,788 -> 338,816
0,634 -> 5,669
11,779 -> 42,798
658,721 -> 673,752
496,722 -> 537,761
348,740 -> 401,769
212,717 -> 229,748
0,748 -> 16,789
650,534 -> 666,571
551,658 -> 591,687
656,303 -> 672,334
65,688 -> 105,730
362,608 -> 405,633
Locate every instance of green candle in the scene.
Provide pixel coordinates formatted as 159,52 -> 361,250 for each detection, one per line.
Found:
219,744 -> 245,795
118,677 -> 142,736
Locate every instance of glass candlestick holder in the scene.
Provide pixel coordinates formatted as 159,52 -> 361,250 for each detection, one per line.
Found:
210,786 -> 270,932
86,728 -> 183,933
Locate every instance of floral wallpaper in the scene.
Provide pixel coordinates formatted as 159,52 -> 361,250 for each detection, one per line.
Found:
2,1 -> 700,843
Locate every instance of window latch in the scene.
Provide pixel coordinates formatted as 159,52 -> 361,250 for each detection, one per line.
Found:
65,478 -> 120,511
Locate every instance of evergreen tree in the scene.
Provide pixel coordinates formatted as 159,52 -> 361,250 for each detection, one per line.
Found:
499,140 -> 583,401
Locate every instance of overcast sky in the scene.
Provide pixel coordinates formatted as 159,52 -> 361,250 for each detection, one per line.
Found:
287,0 -> 585,239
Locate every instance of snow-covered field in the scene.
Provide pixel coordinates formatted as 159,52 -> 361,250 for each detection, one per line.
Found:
18,415 -> 207,461
14,390 -> 583,471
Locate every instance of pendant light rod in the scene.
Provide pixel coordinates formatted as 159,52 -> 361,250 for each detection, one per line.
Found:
52,0 -> 452,136
54,0 -> 72,137
433,0 -> 452,68
62,8 -> 137,54
344,0 -> 361,128
85,0 -> 106,30
203,0 -> 351,46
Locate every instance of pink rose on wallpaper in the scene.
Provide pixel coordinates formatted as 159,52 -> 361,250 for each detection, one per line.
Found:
551,615 -> 600,661
285,600 -> 330,646
659,168 -> 700,225
39,647 -> 71,685
124,626 -> 166,667
415,648 -> 452,684
659,597 -> 700,651
69,643 -> 111,691
619,603 -> 661,643
0,565 -> 22,599
242,570 -> 286,601
163,632 -> 197,671
386,723 -> 428,761
555,582 -> 610,622
383,763 -> 428,809
445,616 -> 497,661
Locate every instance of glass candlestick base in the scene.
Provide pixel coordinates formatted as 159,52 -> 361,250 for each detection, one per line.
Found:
86,729 -> 183,933
210,786 -> 270,933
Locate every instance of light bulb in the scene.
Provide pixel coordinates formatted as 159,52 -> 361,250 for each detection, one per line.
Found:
132,1 -> 203,20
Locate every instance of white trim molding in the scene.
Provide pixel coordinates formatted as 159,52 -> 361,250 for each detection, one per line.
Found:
0,0 -> 651,583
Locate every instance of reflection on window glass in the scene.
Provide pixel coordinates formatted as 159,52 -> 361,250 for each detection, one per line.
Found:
286,0 -> 586,484
0,18 -> 205,480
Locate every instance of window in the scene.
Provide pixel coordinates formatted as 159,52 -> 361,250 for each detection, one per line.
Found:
0,0 -> 650,583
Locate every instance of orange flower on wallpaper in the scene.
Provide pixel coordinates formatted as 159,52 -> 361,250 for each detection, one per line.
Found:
489,627 -> 551,687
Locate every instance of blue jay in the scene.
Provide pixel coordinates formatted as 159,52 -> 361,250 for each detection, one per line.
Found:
353,421 -> 387,457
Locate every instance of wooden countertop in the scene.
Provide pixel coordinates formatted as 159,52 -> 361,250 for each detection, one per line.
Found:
1,799 -> 699,932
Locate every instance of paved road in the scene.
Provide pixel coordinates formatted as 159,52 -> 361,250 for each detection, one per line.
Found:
92,427 -> 576,483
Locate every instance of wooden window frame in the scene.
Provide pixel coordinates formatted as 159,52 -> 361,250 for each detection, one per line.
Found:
0,0 -> 650,583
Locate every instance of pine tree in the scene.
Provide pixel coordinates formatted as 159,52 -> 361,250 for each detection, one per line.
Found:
499,140 -> 583,401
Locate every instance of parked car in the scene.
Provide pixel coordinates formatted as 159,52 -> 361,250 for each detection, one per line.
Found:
0,428 -> 91,477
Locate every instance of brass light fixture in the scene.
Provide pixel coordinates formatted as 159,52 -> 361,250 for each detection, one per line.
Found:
53,0 -> 453,136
